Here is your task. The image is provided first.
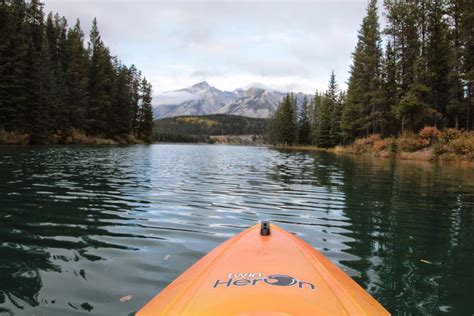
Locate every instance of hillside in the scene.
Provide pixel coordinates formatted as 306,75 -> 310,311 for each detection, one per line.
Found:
154,114 -> 269,143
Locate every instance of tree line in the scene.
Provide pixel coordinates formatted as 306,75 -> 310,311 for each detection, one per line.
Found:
270,0 -> 474,147
0,0 -> 154,144
155,114 -> 268,135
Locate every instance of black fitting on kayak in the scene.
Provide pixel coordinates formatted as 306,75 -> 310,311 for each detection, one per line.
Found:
260,221 -> 271,236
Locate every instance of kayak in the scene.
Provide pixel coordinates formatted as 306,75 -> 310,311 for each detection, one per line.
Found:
137,222 -> 390,315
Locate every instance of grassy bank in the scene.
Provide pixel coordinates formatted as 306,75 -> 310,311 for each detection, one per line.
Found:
0,129 -> 145,145
277,127 -> 474,164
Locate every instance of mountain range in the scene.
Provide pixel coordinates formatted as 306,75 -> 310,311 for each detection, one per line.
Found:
153,81 -> 309,119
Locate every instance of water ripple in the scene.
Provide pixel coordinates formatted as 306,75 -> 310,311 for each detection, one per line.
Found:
0,144 -> 473,315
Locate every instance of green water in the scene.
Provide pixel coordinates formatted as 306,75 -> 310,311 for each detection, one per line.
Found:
0,145 -> 473,315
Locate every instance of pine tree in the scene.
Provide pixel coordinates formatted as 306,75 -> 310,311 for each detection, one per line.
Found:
425,1 -> 450,127
317,72 -> 339,148
298,95 -> 311,144
396,83 -> 430,132
110,65 -> 133,136
30,36 -> 57,144
43,12 -> 68,133
137,78 -> 154,143
290,93 -> 298,134
0,0 -> 10,129
459,0 -> 474,130
384,0 -> 426,133
330,91 -> 345,145
0,0 -> 30,131
64,19 -> 89,131
129,65 -> 142,134
87,17 -> 113,135
446,0 -> 464,129
382,41 -> 398,135
0,2 -> 151,142
25,0 -> 48,134
268,94 -> 297,145
311,91 -> 322,144
342,0 -> 383,140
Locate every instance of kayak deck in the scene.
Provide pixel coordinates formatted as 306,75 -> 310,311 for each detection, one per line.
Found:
137,223 -> 390,315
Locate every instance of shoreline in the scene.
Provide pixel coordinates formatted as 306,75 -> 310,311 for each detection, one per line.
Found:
276,128 -> 474,165
0,130 -> 147,146
276,144 -> 474,165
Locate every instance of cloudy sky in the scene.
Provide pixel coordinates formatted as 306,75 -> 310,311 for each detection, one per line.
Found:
44,0 -> 372,95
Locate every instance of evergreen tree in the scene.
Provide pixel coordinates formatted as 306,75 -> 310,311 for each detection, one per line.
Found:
87,17 -> 113,135
30,36 -> 57,144
0,0 -> 10,128
384,0 -> 426,133
129,65 -> 142,134
137,78 -> 154,143
425,1 -> 450,127
290,93 -> 298,134
43,12 -> 68,132
382,41 -> 398,135
298,95 -> 311,145
110,65 -> 133,136
396,83 -> 430,132
0,0 -> 30,131
342,0 -> 383,140
25,0 -> 47,133
317,72 -> 339,148
0,2 -> 152,143
459,0 -> 474,130
446,0 -> 464,129
268,94 -> 297,145
330,91 -> 345,145
311,91 -> 322,144
64,19 -> 89,131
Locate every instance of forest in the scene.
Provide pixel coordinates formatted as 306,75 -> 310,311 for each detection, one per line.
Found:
0,0 -> 154,144
270,0 -> 474,149
154,114 -> 268,143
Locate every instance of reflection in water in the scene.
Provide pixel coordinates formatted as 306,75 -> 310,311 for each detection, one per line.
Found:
0,145 -> 473,315
334,155 -> 474,314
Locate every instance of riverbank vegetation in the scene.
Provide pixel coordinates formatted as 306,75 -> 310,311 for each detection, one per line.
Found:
338,127 -> 474,162
0,0 -> 154,145
269,0 -> 474,162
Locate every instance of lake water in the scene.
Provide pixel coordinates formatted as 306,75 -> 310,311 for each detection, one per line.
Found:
0,144 -> 473,315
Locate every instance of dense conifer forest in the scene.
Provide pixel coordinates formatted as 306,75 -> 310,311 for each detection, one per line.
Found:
0,0 -> 154,144
154,114 -> 268,143
270,0 -> 474,148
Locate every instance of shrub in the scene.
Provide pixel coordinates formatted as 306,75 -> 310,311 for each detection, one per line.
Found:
352,134 -> 382,154
0,130 -> 30,144
419,126 -> 441,145
373,138 -> 391,152
398,133 -> 429,152
440,128 -> 461,143
467,134 -> 474,155
448,133 -> 474,155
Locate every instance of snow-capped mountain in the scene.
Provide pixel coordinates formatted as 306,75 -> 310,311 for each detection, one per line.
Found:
153,81 -> 309,119
217,88 -> 285,118
153,81 -> 236,118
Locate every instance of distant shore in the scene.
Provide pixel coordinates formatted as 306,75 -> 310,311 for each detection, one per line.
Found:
276,128 -> 474,164
0,129 -> 146,145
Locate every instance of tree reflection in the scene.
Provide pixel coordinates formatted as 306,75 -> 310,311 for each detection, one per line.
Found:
0,146 -> 152,313
333,154 -> 474,314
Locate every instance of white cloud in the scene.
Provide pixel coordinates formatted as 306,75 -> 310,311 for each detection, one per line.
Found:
44,0 -> 372,94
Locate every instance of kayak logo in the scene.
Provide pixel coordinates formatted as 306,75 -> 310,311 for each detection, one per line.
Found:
213,273 -> 315,290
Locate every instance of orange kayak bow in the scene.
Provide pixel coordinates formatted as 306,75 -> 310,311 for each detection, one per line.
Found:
137,222 -> 390,315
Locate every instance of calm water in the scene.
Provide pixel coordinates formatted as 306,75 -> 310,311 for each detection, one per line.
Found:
0,145 -> 473,315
